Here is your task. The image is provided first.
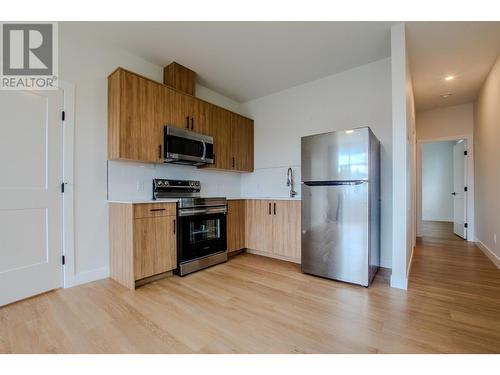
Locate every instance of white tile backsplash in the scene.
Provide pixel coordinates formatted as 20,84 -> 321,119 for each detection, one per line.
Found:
107,160 -> 243,201
241,165 -> 301,198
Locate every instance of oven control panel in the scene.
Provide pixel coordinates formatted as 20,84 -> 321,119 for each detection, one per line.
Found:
153,179 -> 201,199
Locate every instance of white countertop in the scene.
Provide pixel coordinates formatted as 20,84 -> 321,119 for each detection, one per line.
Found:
108,197 -> 300,204
226,197 -> 301,201
107,199 -> 179,204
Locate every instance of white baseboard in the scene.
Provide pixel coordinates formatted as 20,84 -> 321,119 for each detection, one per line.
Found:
245,249 -> 301,264
65,266 -> 110,288
476,240 -> 500,269
390,275 -> 408,289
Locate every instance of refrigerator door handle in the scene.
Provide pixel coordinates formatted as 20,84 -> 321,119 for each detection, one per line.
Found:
302,180 -> 367,186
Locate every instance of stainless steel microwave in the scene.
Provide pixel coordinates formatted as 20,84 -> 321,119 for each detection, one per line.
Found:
164,126 -> 214,166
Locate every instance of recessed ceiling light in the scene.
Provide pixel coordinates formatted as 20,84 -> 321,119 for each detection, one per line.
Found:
445,75 -> 455,81
440,93 -> 453,99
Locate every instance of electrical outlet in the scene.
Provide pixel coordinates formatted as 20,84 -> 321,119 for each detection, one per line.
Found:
136,180 -> 144,191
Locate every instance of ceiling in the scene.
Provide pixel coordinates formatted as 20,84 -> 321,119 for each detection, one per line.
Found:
62,22 -> 500,109
62,22 -> 394,102
406,22 -> 500,111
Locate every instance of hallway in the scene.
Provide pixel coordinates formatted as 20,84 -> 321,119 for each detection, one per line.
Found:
409,221 -> 500,351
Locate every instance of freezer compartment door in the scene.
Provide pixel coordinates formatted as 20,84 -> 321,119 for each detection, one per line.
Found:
301,181 -> 369,286
301,127 -> 370,182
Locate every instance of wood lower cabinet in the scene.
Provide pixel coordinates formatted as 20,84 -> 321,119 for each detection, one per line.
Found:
245,200 -> 301,262
271,201 -> 301,260
245,199 -> 274,253
109,202 -> 177,289
134,216 -> 177,280
227,200 -> 246,253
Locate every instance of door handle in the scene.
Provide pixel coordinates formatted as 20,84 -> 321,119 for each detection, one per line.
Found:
268,202 -> 271,215
173,219 -> 176,234
273,203 -> 276,215
186,116 -> 190,129
191,117 -> 194,130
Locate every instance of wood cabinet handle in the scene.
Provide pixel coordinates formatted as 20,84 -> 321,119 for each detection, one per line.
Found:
268,202 -> 271,215
191,117 -> 194,130
186,116 -> 190,129
173,219 -> 176,234
232,157 -> 235,168
158,144 -> 162,159
150,208 -> 166,212
274,203 -> 276,215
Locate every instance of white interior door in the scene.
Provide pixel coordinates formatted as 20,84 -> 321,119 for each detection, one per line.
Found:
452,140 -> 467,239
0,90 -> 63,306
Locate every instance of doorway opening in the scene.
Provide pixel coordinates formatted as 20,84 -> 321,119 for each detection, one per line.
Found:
417,137 -> 473,242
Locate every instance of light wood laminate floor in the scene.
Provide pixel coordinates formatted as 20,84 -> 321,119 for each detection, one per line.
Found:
1,223 -> 499,353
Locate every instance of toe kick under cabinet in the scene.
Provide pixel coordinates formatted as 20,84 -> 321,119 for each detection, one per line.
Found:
109,202 -> 177,290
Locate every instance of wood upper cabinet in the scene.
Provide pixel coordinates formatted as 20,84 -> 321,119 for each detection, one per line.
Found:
108,68 -> 165,163
134,215 -> 177,280
227,200 -> 246,253
109,202 -> 177,290
208,105 -> 233,170
108,67 -> 253,169
206,106 -> 254,172
232,113 -> 254,172
245,200 -> 301,261
167,90 -> 210,135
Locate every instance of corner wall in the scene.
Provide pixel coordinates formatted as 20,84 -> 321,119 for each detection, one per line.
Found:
474,55 -> 500,267
390,23 -> 416,290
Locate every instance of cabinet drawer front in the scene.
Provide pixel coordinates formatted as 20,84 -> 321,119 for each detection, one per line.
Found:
134,203 -> 177,219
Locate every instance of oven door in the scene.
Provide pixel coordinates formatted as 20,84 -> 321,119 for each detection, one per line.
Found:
177,208 -> 227,263
164,126 -> 214,165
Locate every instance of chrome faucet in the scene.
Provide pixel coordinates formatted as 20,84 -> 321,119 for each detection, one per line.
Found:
286,168 -> 298,198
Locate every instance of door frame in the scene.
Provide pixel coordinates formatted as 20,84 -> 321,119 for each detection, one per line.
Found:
416,134 -> 475,241
59,81 -> 76,287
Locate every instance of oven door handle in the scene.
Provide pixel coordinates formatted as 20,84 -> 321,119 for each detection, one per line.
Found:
178,206 -> 227,217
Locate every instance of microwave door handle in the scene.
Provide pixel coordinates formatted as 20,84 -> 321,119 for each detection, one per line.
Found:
202,140 -> 206,160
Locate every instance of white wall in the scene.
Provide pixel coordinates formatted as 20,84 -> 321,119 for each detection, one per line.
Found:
59,24 -> 244,286
421,142 -> 454,221
390,23 -> 416,290
416,103 -> 474,141
474,55 -> 500,267
240,58 -> 393,268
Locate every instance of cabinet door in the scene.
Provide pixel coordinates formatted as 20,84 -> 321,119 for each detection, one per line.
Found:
272,201 -> 301,260
167,88 -> 191,130
227,200 -> 246,253
245,200 -> 273,253
208,106 -> 233,170
232,114 -> 254,172
133,216 -> 177,280
111,70 -> 164,163
192,99 -> 211,135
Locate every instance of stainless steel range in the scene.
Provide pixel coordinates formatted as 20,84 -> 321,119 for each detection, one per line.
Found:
153,179 -> 227,276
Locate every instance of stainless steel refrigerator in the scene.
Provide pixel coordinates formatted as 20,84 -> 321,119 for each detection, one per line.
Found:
301,127 -> 380,286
